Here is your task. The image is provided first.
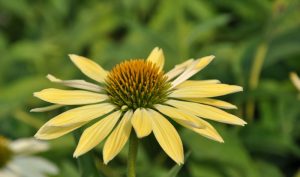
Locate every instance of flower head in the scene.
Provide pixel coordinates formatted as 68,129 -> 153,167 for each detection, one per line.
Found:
0,136 -> 58,177
33,47 -> 246,164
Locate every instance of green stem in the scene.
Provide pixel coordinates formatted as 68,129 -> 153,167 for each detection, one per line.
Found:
246,42 -> 268,121
127,133 -> 139,177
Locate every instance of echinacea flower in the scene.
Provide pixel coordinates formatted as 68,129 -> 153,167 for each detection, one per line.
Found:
0,136 -> 58,177
32,47 -> 246,165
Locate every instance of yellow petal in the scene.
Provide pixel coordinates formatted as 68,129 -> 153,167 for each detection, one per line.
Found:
174,115 -> 224,143
171,55 -> 215,87
35,123 -> 83,140
103,110 -> 133,164
166,59 -> 194,81
30,104 -> 63,112
69,54 -> 107,83
47,103 -> 115,126
47,74 -> 102,92
146,47 -> 165,71
155,104 -> 205,129
149,109 -> 184,164
169,84 -> 243,98
168,100 -> 246,126
131,108 -> 152,138
178,98 -> 237,109
290,72 -> 300,91
74,111 -> 121,157
34,88 -> 108,105
175,80 -> 221,89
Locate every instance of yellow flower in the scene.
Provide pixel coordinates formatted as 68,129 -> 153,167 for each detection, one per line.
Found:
32,47 -> 246,165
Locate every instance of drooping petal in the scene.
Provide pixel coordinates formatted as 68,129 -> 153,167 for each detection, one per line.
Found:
47,74 -> 102,92
175,80 -> 220,89
166,59 -> 194,81
177,98 -> 237,109
168,100 -> 246,125
146,47 -> 165,71
34,88 -> 108,105
155,104 -> 205,128
30,104 -> 63,112
9,138 -> 49,155
69,54 -> 107,83
74,111 -> 121,157
103,110 -> 133,164
171,56 -> 215,87
44,103 -> 115,126
149,109 -> 184,165
290,72 -> 300,91
35,123 -> 84,140
174,115 -> 224,143
169,84 -> 243,98
131,108 -> 152,138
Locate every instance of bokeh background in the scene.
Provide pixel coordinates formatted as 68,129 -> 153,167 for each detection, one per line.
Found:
1,0 -> 300,177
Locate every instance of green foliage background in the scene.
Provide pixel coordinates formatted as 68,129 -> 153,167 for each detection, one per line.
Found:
0,0 -> 300,176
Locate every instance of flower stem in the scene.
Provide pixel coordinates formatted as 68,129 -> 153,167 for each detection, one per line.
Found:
246,42 -> 268,121
127,133 -> 139,177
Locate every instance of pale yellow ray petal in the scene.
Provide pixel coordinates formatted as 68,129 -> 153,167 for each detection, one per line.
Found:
69,54 -> 107,83
178,98 -> 237,109
174,115 -> 224,143
169,84 -> 243,98
171,56 -> 215,87
35,122 -> 84,140
74,111 -> 121,157
290,72 -> 300,91
167,100 -> 246,125
149,109 -> 184,165
175,80 -> 221,89
103,110 -> 133,164
155,104 -> 205,129
47,74 -> 102,92
34,88 -> 108,105
131,108 -> 152,138
166,59 -> 194,81
47,103 -> 115,126
30,104 -> 63,112
146,47 -> 165,71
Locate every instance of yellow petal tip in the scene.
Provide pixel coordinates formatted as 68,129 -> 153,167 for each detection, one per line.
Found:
33,92 -> 38,96
34,133 -> 41,139
73,152 -> 80,158
68,54 -> 79,62
232,105 -> 238,109
68,54 -> 76,57
237,119 -> 247,126
103,159 -> 109,165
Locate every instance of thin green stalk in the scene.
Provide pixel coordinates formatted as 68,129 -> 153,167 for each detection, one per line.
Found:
127,133 -> 139,177
246,42 -> 268,120
246,0 -> 289,121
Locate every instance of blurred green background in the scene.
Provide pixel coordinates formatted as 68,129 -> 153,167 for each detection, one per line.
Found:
1,0 -> 300,177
